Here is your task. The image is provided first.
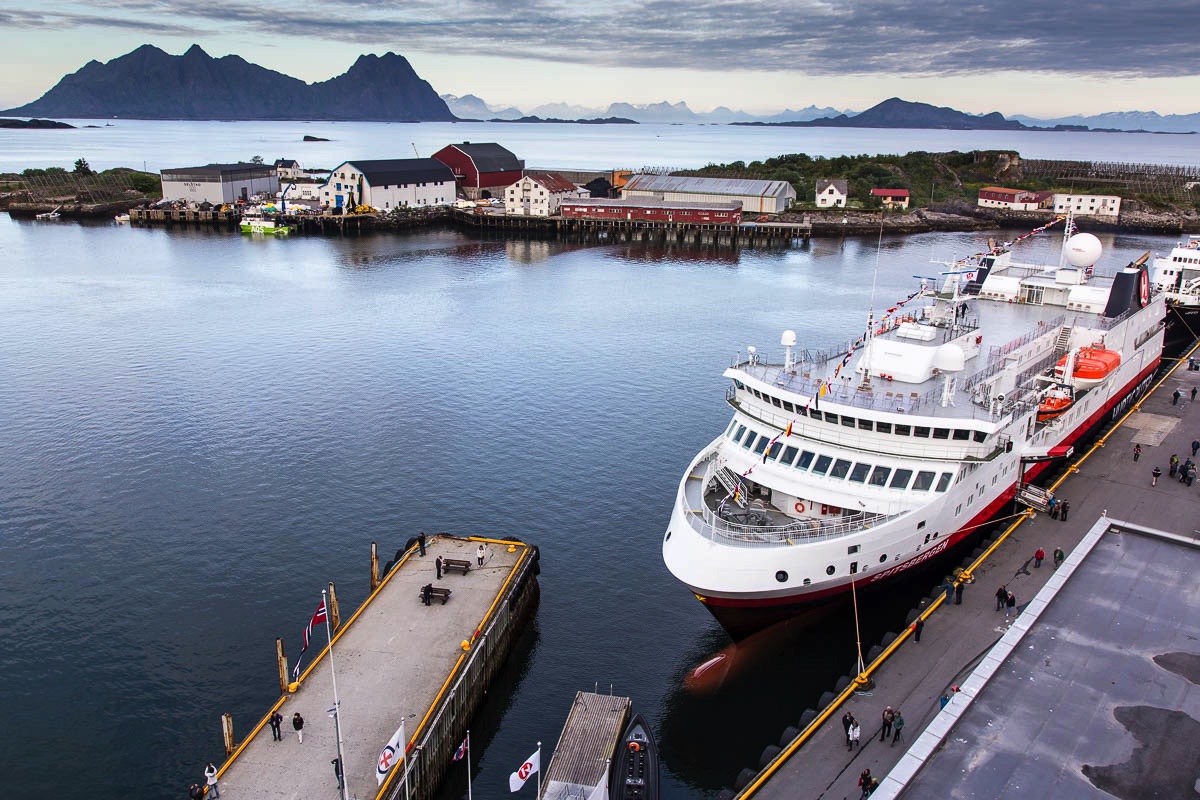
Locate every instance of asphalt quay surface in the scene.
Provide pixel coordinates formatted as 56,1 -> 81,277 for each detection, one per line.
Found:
748,353 -> 1200,800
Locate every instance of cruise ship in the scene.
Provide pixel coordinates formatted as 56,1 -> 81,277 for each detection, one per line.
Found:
1148,233 -> 1200,354
663,227 -> 1166,638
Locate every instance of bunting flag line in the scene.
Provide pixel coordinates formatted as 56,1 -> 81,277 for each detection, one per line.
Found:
291,599 -> 328,680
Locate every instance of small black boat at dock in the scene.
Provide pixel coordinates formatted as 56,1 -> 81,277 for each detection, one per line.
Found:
610,713 -> 659,800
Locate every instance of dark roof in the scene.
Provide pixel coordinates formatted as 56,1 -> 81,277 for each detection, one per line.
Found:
274,159 -> 298,168
521,171 -> 579,193
344,158 -> 455,185
562,198 -> 741,212
161,162 -> 276,177
448,142 -> 523,173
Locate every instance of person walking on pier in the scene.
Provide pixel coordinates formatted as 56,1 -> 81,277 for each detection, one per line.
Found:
1173,388 -> 1181,405
204,763 -> 220,799
891,710 -> 905,745
189,783 -> 203,800
292,712 -> 305,743
477,543 -> 487,566
849,718 -> 861,749
1169,454 -> 1179,478
1152,466 -> 1161,486
1192,386 -> 1198,402
858,769 -> 873,799
1035,548 -> 1045,568
435,555 -> 444,580
1133,444 -> 1142,462
1060,500 -> 1070,521
995,584 -> 1008,611
842,710 -> 854,747
269,710 -> 283,741
880,706 -> 895,742
1005,590 -> 1016,618
954,581 -> 964,605
1053,547 -> 1066,569
914,618 -> 924,642
418,531 -> 427,556
1193,439 -> 1199,457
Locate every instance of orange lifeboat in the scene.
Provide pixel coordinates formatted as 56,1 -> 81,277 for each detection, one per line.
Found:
1054,346 -> 1121,388
1037,394 -> 1074,422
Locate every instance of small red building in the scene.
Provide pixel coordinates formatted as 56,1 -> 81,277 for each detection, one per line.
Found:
560,198 -> 743,223
870,188 -> 911,210
430,142 -> 524,200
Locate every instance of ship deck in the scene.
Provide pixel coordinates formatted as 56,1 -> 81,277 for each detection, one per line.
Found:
736,277 -> 1149,422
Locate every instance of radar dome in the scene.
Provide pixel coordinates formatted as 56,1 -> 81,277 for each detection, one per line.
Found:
781,330 -> 797,347
1066,233 -> 1103,267
932,344 -> 965,373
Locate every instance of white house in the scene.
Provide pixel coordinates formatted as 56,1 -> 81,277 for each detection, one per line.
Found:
274,159 -> 304,180
160,163 -> 280,205
977,187 -> 1052,211
504,171 -> 582,216
816,179 -> 848,208
320,159 -> 456,211
621,174 -> 796,214
1052,193 -> 1121,218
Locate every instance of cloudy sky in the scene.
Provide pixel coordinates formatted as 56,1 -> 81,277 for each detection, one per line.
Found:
2,0 -> 1199,117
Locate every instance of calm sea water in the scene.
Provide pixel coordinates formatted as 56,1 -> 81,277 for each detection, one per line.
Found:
0,119 -> 1198,174
0,207 -> 1182,799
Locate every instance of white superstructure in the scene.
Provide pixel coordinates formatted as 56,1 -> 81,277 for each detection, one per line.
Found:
663,225 -> 1165,638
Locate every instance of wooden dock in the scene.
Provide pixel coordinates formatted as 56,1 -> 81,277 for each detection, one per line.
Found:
206,534 -> 540,800
542,692 -> 631,799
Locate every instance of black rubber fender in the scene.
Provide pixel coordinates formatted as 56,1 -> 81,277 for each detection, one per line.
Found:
758,745 -> 781,768
733,768 -> 758,791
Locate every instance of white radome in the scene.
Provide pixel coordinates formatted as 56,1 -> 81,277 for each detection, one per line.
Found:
1066,233 -> 1103,267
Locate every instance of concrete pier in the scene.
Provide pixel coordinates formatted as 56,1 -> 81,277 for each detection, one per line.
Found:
733,343 -> 1200,799
208,534 -> 539,800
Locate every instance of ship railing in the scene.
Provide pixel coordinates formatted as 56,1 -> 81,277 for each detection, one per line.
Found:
691,502 -> 909,546
986,314 -> 1066,361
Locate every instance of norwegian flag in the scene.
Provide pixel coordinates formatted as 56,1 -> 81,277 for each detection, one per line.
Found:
291,599 -> 328,680
453,735 -> 468,761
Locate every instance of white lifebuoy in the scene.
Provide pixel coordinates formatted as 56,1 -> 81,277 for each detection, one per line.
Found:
794,501 -> 806,514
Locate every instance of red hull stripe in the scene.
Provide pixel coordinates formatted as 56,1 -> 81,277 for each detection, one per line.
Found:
700,357 -> 1161,611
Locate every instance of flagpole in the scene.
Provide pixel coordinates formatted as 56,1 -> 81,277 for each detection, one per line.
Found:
401,719 -> 410,800
466,731 -> 472,800
323,589 -> 350,800
536,741 -> 542,798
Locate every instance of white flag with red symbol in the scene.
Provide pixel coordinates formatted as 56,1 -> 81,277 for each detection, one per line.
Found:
376,720 -> 406,785
508,748 -> 540,792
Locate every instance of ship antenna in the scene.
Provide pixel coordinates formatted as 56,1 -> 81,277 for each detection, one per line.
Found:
860,215 -> 885,385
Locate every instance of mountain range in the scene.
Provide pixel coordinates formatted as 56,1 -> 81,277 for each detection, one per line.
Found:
3,44 -> 1196,133
1,44 -> 454,121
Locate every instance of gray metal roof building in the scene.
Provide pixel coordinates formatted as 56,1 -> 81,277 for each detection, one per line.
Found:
621,173 -> 797,214
159,162 -> 279,204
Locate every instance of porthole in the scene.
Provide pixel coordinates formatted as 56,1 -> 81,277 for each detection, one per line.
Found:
803,578 -> 812,586
775,570 -> 788,583
826,565 -> 836,575
879,554 -> 888,563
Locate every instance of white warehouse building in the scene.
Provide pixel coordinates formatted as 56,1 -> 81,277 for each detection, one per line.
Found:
160,163 -> 280,205
621,174 -> 796,214
1052,193 -> 1122,218
320,158 -> 456,212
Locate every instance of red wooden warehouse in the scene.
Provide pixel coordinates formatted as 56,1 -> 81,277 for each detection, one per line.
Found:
560,198 -> 743,223
430,142 -> 524,199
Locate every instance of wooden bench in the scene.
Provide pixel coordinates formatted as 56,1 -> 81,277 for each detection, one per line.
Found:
442,558 -> 472,575
419,585 -> 452,605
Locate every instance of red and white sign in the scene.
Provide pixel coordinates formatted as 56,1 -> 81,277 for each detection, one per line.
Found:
376,721 -> 407,785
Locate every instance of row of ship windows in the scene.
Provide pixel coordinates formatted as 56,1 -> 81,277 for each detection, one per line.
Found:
736,382 -> 987,443
727,422 -> 953,492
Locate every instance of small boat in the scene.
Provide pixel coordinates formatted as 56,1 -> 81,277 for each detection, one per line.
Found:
1054,346 -> 1121,388
240,213 -> 291,236
1037,385 -> 1075,422
36,206 -> 62,220
610,713 -> 658,800
114,213 -> 131,223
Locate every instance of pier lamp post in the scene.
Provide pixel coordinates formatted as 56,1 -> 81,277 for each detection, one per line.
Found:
322,588 -> 350,800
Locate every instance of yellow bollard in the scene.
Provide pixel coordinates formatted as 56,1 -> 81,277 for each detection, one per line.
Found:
460,640 -> 471,652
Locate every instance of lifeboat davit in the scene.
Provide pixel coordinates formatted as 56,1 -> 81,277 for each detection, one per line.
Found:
1054,346 -> 1121,388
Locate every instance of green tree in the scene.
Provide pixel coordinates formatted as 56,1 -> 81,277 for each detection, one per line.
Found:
251,155 -> 264,165
73,158 -> 93,175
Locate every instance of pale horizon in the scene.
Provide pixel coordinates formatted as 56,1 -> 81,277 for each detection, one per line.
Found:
3,1 -> 1199,119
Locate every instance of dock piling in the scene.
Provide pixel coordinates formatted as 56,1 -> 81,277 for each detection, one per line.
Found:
221,713 -> 234,756
327,582 -> 341,632
275,638 -> 288,693
370,542 -> 380,591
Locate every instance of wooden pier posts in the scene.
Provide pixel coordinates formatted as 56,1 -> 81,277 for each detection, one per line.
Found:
275,638 -> 289,693
327,582 -> 341,632
221,713 -> 234,756
370,541 -> 380,591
